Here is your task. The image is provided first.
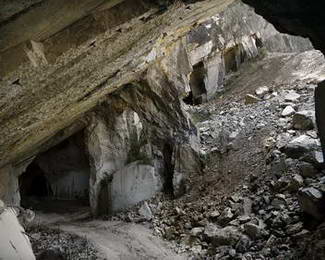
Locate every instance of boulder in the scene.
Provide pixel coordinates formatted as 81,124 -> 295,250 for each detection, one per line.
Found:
300,150 -> 325,166
204,223 -> 242,246
138,202 -> 153,220
218,207 -> 235,225
298,187 -> 325,220
243,222 -> 264,239
284,91 -> 300,102
245,94 -> 261,105
281,106 -> 296,117
298,161 -> 318,178
191,227 -> 204,236
255,86 -> 270,97
0,207 -> 36,260
283,135 -> 319,159
292,110 -> 315,130
288,174 -> 304,192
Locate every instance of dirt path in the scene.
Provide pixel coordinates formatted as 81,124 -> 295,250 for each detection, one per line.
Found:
33,210 -> 186,260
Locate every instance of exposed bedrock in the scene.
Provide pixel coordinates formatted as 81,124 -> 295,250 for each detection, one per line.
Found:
85,62 -> 201,215
0,0 -> 315,214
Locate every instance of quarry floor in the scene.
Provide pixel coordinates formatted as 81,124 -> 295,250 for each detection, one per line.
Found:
30,207 -> 185,260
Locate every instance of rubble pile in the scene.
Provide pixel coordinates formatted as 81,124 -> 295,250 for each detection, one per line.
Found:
111,74 -> 325,259
27,226 -> 100,260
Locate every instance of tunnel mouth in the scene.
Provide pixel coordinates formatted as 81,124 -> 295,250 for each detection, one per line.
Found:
19,131 -> 91,213
183,61 -> 207,106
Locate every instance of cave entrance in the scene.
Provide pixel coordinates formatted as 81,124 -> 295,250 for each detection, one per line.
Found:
184,61 -> 207,105
19,131 -> 90,213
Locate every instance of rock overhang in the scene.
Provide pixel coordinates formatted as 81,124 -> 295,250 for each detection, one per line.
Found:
0,0 -> 236,168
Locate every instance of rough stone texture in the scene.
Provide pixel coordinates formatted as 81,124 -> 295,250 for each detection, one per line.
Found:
245,94 -> 261,105
204,223 -> 241,247
292,110 -> 315,130
283,135 -> 320,160
85,105 -> 145,214
298,187 -> 325,221
0,0 -> 318,218
84,57 -> 201,214
2,159 -> 34,206
0,208 -> 36,260
0,0 -> 312,172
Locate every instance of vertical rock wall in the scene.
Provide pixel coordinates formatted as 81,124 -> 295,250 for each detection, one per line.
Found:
85,61 -> 201,215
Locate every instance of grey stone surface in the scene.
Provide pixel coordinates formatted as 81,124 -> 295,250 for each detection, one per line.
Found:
0,208 -> 36,260
292,110 -> 315,130
204,223 -> 241,246
245,94 -> 261,105
138,201 -> 153,220
283,135 -> 319,159
298,162 -> 318,178
255,86 -> 270,97
111,162 -> 161,213
284,91 -> 301,102
282,106 -> 295,117
298,187 -> 324,220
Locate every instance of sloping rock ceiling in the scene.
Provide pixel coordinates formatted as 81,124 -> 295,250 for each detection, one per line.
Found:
0,0 -> 235,169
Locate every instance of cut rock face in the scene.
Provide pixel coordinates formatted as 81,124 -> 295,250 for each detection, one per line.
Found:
111,162 -> 162,212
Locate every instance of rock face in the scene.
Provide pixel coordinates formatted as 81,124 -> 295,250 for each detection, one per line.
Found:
0,0 -> 315,216
111,162 -> 161,213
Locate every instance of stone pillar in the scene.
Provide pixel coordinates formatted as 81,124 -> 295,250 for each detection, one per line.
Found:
204,53 -> 225,100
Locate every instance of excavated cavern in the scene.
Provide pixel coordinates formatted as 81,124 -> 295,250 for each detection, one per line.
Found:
19,131 -> 91,211
1,0 -> 325,259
